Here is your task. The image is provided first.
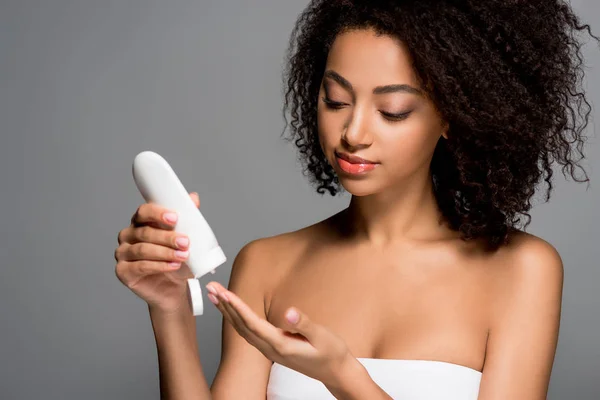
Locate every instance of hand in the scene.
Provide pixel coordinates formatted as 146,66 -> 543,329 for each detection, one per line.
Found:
114,192 -> 201,315
205,281 -> 356,388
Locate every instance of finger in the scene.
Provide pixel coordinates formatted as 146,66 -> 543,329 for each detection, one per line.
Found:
190,192 -> 200,208
115,260 -> 181,286
218,291 -> 263,341
213,292 -> 260,347
132,203 -> 179,230
214,295 -> 234,325
216,290 -> 276,357
119,225 -> 190,250
130,208 -> 140,226
117,226 -> 132,245
283,307 -> 320,344
211,287 -> 254,336
211,283 -> 286,352
117,242 -> 190,263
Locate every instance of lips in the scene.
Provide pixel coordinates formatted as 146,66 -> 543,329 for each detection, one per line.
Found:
335,151 -> 379,165
334,151 -> 379,175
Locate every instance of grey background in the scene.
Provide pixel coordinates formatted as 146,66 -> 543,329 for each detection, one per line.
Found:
1,1 -> 598,399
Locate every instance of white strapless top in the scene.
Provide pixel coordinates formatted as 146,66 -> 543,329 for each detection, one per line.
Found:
266,358 -> 482,399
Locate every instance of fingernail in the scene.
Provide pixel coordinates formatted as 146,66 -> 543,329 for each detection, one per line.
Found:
163,212 -> 178,223
206,284 -> 217,295
176,237 -> 189,248
286,309 -> 299,324
218,291 -> 229,302
175,250 -> 189,259
207,293 -> 219,305
168,262 -> 181,269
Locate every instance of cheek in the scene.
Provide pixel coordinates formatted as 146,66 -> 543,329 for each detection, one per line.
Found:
379,120 -> 441,173
317,108 -> 340,149
316,111 -> 330,164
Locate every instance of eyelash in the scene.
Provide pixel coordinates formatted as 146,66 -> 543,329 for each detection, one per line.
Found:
321,97 -> 411,121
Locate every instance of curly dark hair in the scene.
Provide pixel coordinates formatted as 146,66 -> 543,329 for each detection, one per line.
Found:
280,0 -> 599,249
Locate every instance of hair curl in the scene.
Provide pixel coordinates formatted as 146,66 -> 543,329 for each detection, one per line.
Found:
280,0 -> 599,249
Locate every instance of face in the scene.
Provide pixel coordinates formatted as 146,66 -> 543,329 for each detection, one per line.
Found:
317,28 -> 448,196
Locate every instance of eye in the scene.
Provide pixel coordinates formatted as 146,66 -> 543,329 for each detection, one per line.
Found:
322,97 -> 347,110
380,110 -> 412,122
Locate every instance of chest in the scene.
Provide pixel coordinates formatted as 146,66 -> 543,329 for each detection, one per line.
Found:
265,243 -> 492,371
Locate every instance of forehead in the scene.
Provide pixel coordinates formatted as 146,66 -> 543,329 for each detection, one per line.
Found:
324,28 -> 419,89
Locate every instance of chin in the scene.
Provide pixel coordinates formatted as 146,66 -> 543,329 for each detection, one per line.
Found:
337,178 -> 380,197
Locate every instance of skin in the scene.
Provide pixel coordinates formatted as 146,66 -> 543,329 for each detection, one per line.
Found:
116,28 -> 564,399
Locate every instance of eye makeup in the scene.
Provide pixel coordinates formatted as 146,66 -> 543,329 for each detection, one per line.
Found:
321,95 -> 413,121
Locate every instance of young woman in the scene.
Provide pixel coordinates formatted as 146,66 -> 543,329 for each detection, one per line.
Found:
114,1 -> 598,399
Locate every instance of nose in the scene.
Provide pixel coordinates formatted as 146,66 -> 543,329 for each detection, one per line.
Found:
342,105 -> 373,149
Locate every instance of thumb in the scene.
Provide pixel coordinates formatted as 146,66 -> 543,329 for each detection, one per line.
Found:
189,192 -> 200,208
284,307 -> 319,342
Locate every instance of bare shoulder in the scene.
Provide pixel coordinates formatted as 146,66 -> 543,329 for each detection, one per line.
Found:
211,219 -> 330,398
477,229 -> 564,398
230,215 -> 334,294
491,230 -> 564,289
485,229 -> 564,319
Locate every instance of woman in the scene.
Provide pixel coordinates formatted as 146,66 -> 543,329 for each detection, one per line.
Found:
114,1 -> 598,399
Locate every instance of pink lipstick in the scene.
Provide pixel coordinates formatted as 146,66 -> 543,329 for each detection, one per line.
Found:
335,151 -> 379,175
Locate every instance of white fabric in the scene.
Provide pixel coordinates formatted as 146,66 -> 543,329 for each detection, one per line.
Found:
266,358 -> 482,399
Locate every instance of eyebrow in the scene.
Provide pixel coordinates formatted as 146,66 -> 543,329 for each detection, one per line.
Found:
323,70 -> 423,96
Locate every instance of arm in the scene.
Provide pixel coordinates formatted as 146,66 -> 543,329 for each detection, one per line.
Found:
150,303 -> 211,399
324,356 -> 393,400
478,237 -> 564,399
209,238 -> 275,398
149,239 -> 274,400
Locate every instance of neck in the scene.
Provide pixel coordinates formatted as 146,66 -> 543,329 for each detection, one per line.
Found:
343,170 -> 452,247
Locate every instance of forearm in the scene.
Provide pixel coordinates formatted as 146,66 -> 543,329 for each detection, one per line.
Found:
325,357 -> 393,400
149,304 -> 212,400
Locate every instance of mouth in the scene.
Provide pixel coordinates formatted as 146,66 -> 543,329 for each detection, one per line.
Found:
334,151 -> 379,175
335,151 -> 379,165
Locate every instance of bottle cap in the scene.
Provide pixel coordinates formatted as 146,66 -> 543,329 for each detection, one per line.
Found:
188,278 -> 204,316
186,246 -> 227,316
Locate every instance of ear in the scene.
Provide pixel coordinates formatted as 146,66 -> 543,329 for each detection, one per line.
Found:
441,121 -> 449,140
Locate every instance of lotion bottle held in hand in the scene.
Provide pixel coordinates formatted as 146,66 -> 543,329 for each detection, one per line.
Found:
132,150 -> 227,316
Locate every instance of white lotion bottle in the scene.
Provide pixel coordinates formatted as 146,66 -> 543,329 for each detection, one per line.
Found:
132,151 -> 227,316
